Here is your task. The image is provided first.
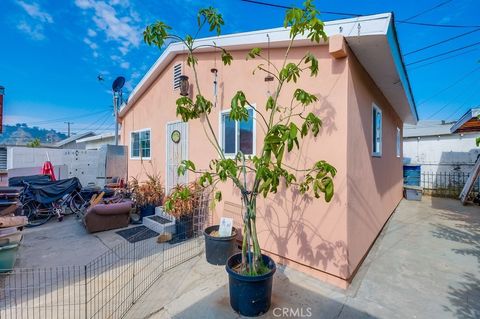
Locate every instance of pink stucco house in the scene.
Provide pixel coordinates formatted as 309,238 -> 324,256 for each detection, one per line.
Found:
119,13 -> 418,288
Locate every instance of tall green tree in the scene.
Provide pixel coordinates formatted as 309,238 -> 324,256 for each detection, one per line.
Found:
145,0 -> 336,275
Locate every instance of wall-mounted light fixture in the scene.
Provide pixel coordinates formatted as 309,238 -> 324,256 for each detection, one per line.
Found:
179,75 -> 189,96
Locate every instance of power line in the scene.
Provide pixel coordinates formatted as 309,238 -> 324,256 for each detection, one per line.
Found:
25,109 -> 110,126
425,74 -> 480,119
404,28 -> 480,56
239,0 -> 480,28
405,41 -> 480,66
408,48 -> 479,71
417,66 -> 480,106
397,20 -> 480,28
402,0 -> 451,22
445,85 -> 480,120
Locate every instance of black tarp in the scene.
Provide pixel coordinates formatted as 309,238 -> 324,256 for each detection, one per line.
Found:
8,175 -> 51,187
24,177 -> 82,204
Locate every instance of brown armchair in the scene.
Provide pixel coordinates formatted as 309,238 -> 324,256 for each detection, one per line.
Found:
83,200 -> 133,233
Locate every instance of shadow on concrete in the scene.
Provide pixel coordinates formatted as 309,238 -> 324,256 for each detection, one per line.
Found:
170,268 -> 376,319
429,197 -> 480,319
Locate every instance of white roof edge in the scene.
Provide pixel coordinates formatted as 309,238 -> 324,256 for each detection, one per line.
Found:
54,131 -> 95,147
120,13 -> 398,118
76,132 -> 117,143
385,13 -> 418,124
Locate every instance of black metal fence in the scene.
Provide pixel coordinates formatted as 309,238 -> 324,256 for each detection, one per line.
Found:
0,191 -> 209,319
420,172 -> 480,198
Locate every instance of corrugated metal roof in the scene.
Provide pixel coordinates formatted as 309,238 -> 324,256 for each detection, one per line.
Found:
403,120 -> 456,138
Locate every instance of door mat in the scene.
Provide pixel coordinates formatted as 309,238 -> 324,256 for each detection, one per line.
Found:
116,226 -> 159,243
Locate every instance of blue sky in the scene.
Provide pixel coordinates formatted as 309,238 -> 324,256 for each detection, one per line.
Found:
0,0 -> 479,135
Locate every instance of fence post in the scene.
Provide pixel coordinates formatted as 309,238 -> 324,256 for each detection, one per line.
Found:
84,265 -> 88,319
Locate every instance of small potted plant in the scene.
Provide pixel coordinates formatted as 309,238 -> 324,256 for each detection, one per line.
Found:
165,182 -> 201,242
130,173 -> 164,221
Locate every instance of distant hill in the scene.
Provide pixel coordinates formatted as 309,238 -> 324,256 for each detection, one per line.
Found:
0,124 -> 67,145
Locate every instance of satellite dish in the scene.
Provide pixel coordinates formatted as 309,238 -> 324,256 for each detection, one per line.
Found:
112,76 -> 125,92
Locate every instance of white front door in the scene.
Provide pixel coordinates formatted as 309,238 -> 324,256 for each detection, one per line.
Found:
166,121 -> 188,195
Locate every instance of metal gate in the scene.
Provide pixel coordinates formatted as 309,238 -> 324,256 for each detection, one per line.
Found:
165,121 -> 188,194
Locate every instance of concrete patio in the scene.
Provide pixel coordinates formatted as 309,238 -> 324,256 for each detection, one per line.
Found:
124,196 -> 480,319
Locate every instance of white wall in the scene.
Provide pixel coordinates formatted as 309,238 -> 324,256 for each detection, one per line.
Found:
403,132 -> 480,173
83,137 -> 115,150
7,147 -> 105,186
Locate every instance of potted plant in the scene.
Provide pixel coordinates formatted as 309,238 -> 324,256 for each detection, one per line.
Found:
145,1 -> 336,316
165,182 -> 201,242
203,224 -> 237,266
130,173 -> 165,220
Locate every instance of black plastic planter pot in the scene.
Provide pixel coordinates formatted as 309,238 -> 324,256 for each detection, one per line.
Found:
139,204 -> 155,220
171,214 -> 194,243
225,253 -> 276,317
204,225 -> 237,265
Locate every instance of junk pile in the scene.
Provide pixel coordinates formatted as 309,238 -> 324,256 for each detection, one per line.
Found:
0,187 -> 27,272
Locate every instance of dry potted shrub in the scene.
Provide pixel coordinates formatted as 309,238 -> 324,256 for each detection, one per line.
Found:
164,182 -> 202,241
130,173 -> 165,219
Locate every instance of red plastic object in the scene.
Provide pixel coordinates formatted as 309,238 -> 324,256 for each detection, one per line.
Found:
41,161 -> 56,181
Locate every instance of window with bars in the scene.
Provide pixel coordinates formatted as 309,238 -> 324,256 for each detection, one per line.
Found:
173,64 -> 182,90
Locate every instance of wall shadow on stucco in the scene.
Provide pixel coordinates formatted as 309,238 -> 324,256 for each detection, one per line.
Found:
260,184 -> 349,279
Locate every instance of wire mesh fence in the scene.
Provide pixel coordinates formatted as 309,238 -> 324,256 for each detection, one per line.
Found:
0,190 -> 209,319
420,171 -> 480,198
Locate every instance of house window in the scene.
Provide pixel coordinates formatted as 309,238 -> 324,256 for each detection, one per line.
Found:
173,64 -> 182,90
372,104 -> 382,157
131,129 -> 151,159
396,127 -> 401,158
220,108 -> 254,156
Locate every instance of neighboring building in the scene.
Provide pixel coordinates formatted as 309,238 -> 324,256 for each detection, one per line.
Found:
53,131 -> 95,149
451,107 -> 480,134
76,132 -> 119,150
119,13 -> 417,287
403,120 -> 480,173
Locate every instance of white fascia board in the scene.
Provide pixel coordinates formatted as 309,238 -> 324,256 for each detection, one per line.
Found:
120,13 -> 392,117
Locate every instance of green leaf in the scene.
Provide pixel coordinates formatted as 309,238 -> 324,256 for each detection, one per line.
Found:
215,191 -> 222,202
230,91 -> 249,121
198,7 -> 224,35
304,52 -> 319,76
247,47 -> 262,59
143,22 -> 172,49
293,88 -> 318,106
266,96 -> 275,110
221,49 -> 233,65
280,63 -> 301,83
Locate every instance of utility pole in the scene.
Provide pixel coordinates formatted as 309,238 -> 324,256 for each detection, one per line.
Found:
113,92 -> 119,145
64,122 -> 73,137
112,76 -> 125,146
